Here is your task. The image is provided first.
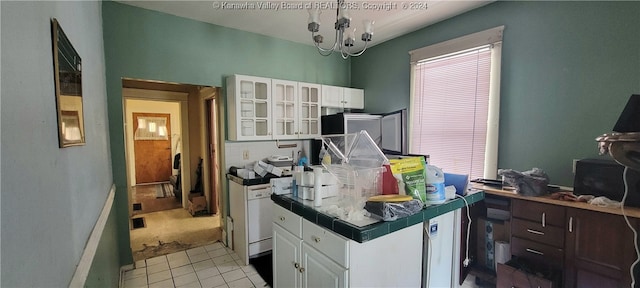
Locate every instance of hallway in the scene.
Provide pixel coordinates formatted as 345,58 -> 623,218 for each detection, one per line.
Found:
131,208 -> 221,262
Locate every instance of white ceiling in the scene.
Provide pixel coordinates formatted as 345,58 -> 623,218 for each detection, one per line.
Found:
118,0 -> 494,51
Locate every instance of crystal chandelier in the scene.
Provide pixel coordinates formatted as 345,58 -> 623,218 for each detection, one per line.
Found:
307,0 -> 374,59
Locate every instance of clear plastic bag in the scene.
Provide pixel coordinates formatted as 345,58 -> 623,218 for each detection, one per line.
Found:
498,168 -> 549,197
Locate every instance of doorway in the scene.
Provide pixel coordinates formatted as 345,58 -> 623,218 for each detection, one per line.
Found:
122,78 -> 223,261
127,103 -> 182,215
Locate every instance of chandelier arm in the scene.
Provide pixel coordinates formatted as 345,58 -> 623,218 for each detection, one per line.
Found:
315,42 -> 336,56
339,40 -> 369,58
347,40 -> 370,57
312,30 -> 340,54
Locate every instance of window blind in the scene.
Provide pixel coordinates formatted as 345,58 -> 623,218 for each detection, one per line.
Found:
411,48 -> 491,178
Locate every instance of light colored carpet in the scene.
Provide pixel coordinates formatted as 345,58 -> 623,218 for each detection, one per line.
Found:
131,208 -> 221,261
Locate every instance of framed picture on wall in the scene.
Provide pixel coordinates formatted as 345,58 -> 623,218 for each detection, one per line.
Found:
51,18 -> 86,147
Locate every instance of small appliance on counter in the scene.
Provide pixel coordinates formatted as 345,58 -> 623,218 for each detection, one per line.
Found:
270,177 -> 292,195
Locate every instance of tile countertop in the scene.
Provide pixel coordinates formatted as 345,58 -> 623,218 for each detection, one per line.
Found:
271,191 -> 485,243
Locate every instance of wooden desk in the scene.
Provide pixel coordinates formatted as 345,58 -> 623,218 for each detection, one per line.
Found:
472,184 -> 640,288
473,184 -> 640,218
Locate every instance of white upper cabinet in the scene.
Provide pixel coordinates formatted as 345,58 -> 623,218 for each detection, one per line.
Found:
321,85 -> 365,111
272,79 -> 299,140
297,82 -> 321,139
343,88 -> 364,109
227,75 -> 272,141
320,85 -> 344,108
228,75 -> 324,141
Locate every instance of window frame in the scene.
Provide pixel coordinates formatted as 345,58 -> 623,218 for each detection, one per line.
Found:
408,26 -> 504,179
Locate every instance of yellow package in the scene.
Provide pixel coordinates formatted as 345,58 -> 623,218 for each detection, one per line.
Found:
389,157 -> 427,203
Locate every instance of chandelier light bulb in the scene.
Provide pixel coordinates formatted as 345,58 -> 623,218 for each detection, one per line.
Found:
363,19 -> 374,34
345,28 -> 356,41
338,4 -> 350,20
308,8 -> 320,24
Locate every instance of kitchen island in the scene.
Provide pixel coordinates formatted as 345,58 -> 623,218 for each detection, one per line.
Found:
271,192 -> 484,287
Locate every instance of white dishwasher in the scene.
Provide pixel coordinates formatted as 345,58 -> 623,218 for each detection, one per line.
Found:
229,181 -> 273,266
247,184 -> 273,256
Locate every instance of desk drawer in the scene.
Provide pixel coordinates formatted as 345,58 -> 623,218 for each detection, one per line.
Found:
272,204 -> 302,238
512,199 -> 565,227
303,219 -> 349,268
511,236 -> 563,268
511,218 -> 564,248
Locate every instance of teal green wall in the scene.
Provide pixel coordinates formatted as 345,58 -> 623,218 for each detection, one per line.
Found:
85,201 -> 121,287
352,1 -> 640,186
102,1 -> 350,264
2,1 -> 117,286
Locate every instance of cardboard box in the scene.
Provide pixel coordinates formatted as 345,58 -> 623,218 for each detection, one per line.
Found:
188,193 -> 207,216
476,217 -> 511,271
497,263 -> 553,288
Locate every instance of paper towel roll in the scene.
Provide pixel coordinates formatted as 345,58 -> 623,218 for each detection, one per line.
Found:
494,240 -> 511,270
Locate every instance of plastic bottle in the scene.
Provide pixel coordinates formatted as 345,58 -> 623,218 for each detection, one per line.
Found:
425,165 -> 446,205
292,166 -> 303,198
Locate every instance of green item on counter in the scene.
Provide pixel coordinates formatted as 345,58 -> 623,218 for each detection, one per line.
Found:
389,157 -> 427,204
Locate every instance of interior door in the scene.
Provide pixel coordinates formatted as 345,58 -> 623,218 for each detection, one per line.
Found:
207,99 -> 218,214
133,112 -> 172,184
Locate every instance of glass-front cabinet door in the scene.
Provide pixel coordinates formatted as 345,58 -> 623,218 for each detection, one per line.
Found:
227,75 -> 272,141
298,82 -> 321,139
272,79 -> 298,140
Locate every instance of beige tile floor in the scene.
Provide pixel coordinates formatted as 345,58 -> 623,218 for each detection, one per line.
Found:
131,208 -> 222,261
123,242 -> 268,288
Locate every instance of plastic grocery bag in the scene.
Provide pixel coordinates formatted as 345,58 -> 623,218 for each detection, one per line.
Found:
498,168 -> 549,196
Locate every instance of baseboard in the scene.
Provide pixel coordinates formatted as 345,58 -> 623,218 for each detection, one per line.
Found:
119,264 -> 134,288
68,184 -> 116,288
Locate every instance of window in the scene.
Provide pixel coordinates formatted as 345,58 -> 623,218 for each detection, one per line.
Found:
409,26 -> 503,179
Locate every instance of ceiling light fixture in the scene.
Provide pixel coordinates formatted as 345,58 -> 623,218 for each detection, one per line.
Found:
307,0 -> 374,59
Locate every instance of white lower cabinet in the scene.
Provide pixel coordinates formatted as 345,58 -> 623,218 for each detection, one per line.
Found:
273,224 -> 302,288
272,203 -> 422,288
302,242 -> 347,288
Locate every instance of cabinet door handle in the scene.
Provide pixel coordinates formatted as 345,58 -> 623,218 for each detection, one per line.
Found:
569,216 -> 573,233
527,229 -> 545,235
312,236 -> 321,243
526,248 -> 544,256
280,216 -> 285,221
542,212 -> 546,227
299,267 -> 305,273
294,263 -> 300,269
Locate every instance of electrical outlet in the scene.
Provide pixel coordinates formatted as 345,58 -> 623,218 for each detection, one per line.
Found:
243,150 -> 250,160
